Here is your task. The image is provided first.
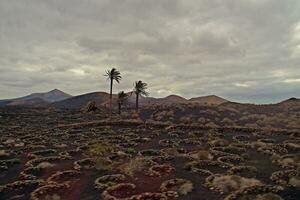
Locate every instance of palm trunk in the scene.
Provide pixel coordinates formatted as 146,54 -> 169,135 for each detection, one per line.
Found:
109,79 -> 113,115
136,93 -> 139,112
118,102 -> 121,114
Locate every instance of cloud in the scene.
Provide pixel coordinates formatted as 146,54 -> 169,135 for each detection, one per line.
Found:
283,78 -> 300,83
234,83 -> 249,88
0,0 -> 299,103
68,69 -> 86,76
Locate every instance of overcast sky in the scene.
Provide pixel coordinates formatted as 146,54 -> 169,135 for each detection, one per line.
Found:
0,0 -> 300,103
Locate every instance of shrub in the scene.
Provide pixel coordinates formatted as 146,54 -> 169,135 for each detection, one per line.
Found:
197,117 -> 206,124
120,157 -> 153,176
52,194 -> 61,200
126,147 -> 136,155
178,182 -> 193,195
289,177 -> 300,188
95,157 -> 113,171
180,116 -> 193,124
255,193 -> 283,200
190,150 -> 213,160
88,141 -> 117,157
211,175 -> 262,193
206,122 -> 218,128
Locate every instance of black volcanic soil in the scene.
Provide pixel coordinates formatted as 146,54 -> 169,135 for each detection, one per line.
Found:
0,107 -> 299,200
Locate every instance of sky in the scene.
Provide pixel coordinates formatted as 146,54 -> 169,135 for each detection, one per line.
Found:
0,0 -> 300,103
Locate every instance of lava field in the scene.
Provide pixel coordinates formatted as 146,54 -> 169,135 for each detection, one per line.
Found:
0,108 -> 299,200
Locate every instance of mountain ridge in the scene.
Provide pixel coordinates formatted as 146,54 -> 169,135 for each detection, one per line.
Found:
0,89 -> 72,107
0,89 -> 299,109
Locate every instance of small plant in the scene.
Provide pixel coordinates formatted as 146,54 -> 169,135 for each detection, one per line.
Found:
211,175 -> 262,193
106,181 -> 116,187
95,157 -> 113,171
126,147 -> 136,154
121,157 -> 153,176
289,177 -> 300,188
189,150 -> 213,160
52,194 -> 61,200
255,193 -> 283,200
88,141 -> 117,157
88,141 -> 119,172
246,166 -> 258,178
178,182 -> 194,195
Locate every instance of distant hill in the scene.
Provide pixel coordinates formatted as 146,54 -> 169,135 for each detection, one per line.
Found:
218,97 -> 300,114
128,94 -> 228,105
129,94 -> 227,105
3,97 -> 49,107
138,94 -> 188,105
51,92 -> 229,109
276,97 -> 300,112
156,95 -> 188,104
127,94 -> 228,105
124,93 -> 188,105
51,92 -> 111,109
20,89 -> 72,102
0,89 -> 72,107
278,97 -> 300,105
189,95 -> 228,105
1,89 -> 298,111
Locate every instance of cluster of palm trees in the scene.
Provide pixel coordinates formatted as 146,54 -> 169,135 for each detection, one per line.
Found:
105,68 -> 148,114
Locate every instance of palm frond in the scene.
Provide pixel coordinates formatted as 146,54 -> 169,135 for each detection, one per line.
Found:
134,80 -> 149,96
104,67 -> 122,83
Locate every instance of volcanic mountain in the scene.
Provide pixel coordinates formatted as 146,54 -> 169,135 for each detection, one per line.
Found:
51,92 -> 112,109
3,89 -> 298,111
126,94 -> 188,105
276,97 -> 300,112
189,95 -> 228,105
127,93 -> 227,105
0,89 -> 72,106
51,92 -> 228,109
278,97 -> 300,105
156,95 -> 188,104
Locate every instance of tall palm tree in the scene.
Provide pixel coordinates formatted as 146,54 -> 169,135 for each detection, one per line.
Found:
105,68 -> 121,114
134,80 -> 148,112
117,91 -> 128,114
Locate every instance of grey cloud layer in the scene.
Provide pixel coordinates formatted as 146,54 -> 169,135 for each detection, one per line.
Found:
0,0 -> 299,103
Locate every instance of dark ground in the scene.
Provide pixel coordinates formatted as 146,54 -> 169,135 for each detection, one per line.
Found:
0,107 -> 299,200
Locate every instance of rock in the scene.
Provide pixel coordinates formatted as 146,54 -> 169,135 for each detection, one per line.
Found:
36,162 -> 55,169
14,142 -> 25,147
54,143 -> 68,148
0,150 -> 10,158
3,138 -> 15,145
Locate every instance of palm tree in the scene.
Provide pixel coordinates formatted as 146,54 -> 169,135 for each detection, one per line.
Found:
134,80 -> 148,112
105,68 -> 121,115
117,91 -> 128,114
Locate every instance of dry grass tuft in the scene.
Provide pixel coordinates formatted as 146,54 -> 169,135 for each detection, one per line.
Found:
289,177 -> 300,188
212,175 -> 262,193
120,157 -> 154,177
178,182 -> 194,195
255,193 -> 283,200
